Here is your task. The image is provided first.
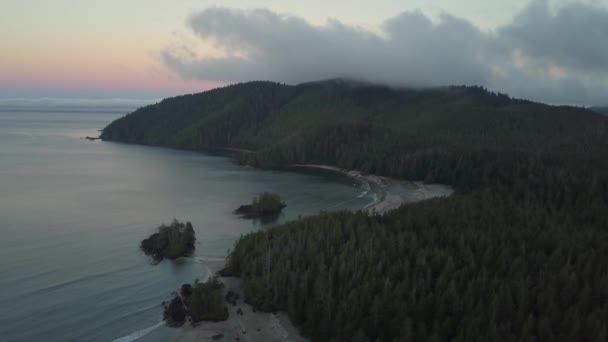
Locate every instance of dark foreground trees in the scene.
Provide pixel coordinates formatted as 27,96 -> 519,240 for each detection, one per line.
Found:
105,80 -> 608,341
164,276 -> 228,326
224,192 -> 608,342
189,277 -> 229,322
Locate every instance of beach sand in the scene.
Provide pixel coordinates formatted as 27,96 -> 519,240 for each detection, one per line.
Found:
173,165 -> 454,342
172,259 -> 306,342
292,164 -> 454,213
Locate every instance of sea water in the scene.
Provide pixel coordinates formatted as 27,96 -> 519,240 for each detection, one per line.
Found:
0,110 -> 372,341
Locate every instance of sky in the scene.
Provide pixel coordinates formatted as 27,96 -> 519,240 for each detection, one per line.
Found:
1,0 -> 607,105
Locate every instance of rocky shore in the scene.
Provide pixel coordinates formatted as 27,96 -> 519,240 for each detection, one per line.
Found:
173,259 -> 307,342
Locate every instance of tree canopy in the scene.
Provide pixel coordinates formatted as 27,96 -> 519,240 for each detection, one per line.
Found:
106,79 -> 608,341
163,276 -> 228,326
140,219 -> 196,262
234,192 -> 286,219
225,193 -> 608,341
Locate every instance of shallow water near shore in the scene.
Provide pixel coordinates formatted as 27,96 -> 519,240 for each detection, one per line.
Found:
0,111 -> 373,342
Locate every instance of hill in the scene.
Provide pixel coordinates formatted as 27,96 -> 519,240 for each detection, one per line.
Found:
591,106 -> 608,116
102,80 -> 608,193
102,80 -> 608,341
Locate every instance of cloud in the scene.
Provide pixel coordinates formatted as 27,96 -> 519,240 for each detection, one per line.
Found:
500,0 -> 608,73
162,1 -> 608,105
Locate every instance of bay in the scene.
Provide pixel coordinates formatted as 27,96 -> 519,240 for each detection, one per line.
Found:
0,110 -> 371,341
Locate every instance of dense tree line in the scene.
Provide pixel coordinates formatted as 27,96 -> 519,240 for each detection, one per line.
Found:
163,277 -> 228,326
225,193 -> 608,341
591,106 -> 608,116
103,79 -> 608,340
101,79 -> 608,200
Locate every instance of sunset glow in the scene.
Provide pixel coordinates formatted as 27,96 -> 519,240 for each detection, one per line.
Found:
0,0 -> 226,98
1,0 -> 606,104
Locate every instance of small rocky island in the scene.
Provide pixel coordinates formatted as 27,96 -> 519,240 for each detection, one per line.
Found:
140,219 -> 195,262
234,192 -> 286,219
163,277 -> 229,327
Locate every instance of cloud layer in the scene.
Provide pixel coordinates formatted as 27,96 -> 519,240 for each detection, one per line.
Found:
162,0 -> 608,105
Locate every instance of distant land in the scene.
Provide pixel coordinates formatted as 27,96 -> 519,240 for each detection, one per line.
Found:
592,106 -> 608,116
0,97 -> 155,113
103,79 -> 608,341
101,79 -> 608,192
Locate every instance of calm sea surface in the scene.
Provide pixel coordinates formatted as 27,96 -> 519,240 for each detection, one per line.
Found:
0,110 -> 371,341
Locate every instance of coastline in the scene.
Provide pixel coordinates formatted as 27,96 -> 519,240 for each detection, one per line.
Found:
172,258 -> 307,342
290,164 -> 454,214
171,164 -> 454,342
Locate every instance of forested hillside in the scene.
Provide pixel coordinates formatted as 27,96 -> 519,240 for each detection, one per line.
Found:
592,106 -> 608,116
226,193 -> 608,341
103,80 -> 608,341
102,80 -> 608,194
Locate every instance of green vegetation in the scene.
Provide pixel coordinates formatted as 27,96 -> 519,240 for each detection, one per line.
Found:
163,277 -> 228,327
234,192 -> 286,218
189,277 -> 229,322
591,106 -> 608,116
140,219 -> 195,262
106,79 -> 608,341
101,80 -> 608,196
225,196 -> 608,341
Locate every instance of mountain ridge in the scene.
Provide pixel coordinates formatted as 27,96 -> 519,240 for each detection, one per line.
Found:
101,79 -> 608,193
591,106 -> 608,116
101,79 -> 608,341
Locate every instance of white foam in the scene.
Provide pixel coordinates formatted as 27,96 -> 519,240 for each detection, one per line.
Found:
112,321 -> 164,342
194,256 -> 225,262
357,181 -> 371,198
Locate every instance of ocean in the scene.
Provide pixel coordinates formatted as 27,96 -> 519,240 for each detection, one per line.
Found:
0,110 -> 372,341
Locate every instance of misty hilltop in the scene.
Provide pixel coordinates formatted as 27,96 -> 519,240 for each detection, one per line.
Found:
592,107 -> 608,116
101,79 -> 608,341
101,79 -> 608,191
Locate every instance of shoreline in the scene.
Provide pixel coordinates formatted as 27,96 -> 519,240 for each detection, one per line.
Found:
172,258 -> 307,342
290,164 -> 454,214
100,140 -> 452,214
170,164 -> 453,342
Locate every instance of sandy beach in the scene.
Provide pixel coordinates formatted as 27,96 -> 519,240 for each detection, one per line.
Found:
172,165 -> 453,342
292,164 -> 454,213
173,259 -> 307,342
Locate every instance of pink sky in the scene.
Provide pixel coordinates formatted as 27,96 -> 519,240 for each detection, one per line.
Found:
2,0 -> 605,106
0,63 -> 222,98
1,0 -> 529,99
0,0 -> 228,99
0,44 -> 223,98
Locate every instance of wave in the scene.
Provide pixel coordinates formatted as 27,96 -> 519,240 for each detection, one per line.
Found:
112,321 -> 164,342
357,180 -> 371,198
5,264 -> 140,302
194,256 -> 225,262
363,193 -> 381,209
327,178 -> 375,210
192,257 -> 217,281
10,273 -> 113,299
289,164 -> 375,208
105,257 -> 212,342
